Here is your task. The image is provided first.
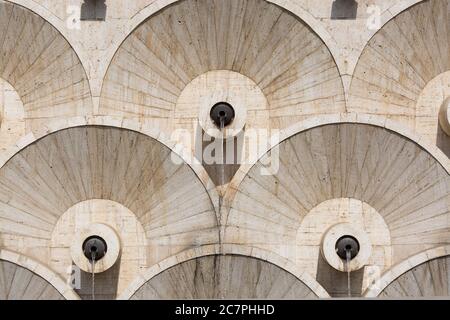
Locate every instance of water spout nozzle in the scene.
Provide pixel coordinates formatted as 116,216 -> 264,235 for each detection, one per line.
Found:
335,235 -> 359,260
82,235 -> 107,261
210,102 -> 235,128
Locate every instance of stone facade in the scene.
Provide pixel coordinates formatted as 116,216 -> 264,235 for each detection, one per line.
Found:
0,0 -> 449,299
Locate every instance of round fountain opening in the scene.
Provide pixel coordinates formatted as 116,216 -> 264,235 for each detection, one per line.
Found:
82,235 -> 107,261
335,235 -> 360,260
210,102 -> 235,128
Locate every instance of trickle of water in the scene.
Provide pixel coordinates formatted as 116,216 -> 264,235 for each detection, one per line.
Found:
91,254 -> 95,301
345,249 -> 351,298
219,116 -> 225,131
219,116 -> 225,187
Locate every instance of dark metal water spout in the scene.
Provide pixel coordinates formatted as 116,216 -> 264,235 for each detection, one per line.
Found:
335,235 -> 359,260
83,235 -> 107,261
335,235 -> 360,297
82,236 -> 107,300
210,102 -> 235,128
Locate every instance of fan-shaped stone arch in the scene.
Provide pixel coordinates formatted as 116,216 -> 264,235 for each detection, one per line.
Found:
379,255 -> 450,297
365,245 -> 450,297
0,125 -> 219,297
349,0 -> 450,147
0,0 -> 92,126
0,249 -> 79,300
0,259 -> 64,300
224,122 -> 450,293
100,0 -> 344,131
129,254 -> 319,299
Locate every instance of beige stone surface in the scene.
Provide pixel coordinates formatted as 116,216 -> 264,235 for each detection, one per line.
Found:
177,70 -> 267,139
0,126 -> 218,298
99,0 -> 344,131
349,0 -> 450,137
0,0 -> 92,123
0,260 -> 64,300
418,72 -> 450,145
380,256 -> 450,297
0,0 -> 449,299
0,78 -> 25,151
130,255 -> 317,299
225,123 -> 449,284
52,200 -> 146,298
297,198 -> 391,276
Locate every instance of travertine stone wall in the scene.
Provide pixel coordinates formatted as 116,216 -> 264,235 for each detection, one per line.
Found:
130,255 -> 317,299
349,0 -> 449,131
225,123 -> 449,293
100,0 -> 344,131
0,78 -> 25,151
0,0 -> 448,299
0,126 -> 218,298
51,199 -> 147,299
416,71 -> 450,156
0,1 -> 92,122
380,256 -> 450,297
0,260 -> 64,300
296,198 -> 392,291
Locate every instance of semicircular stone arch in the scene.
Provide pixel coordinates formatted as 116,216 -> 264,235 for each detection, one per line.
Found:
100,0 -> 345,131
379,255 -> 450,297
0,1 -> 92,127
349,0 -> 450,145
224,123 -> 450,291
130,254 -> 319,299
0,259 -> 64,300
0,125 -> 219,298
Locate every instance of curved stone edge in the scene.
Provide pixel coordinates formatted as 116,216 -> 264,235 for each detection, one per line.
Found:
4,0 -> 94,109
348,0 -> 431,85
8,0 -> 427,107
0,249 -> 81,300
118,244 -> 330,300
0,115 -> 221,221
439,97 -> 450,136
110,0 -> 426,94
224,112 -> 450,209
102,0 -> 341,82
363,245 -> 450,297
